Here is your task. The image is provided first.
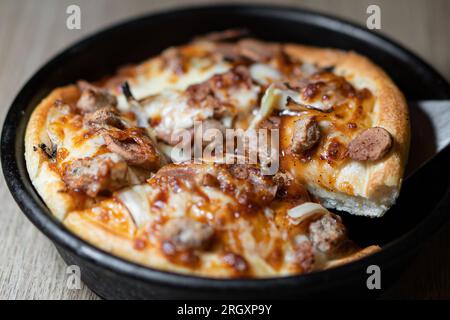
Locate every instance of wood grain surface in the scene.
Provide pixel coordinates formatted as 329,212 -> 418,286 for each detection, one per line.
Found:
1,0 -> 449,300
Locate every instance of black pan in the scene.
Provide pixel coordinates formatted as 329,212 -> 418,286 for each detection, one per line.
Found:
2,4 -> 450,299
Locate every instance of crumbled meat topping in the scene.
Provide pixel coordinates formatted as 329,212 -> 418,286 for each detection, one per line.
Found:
211,65 -> 252,90
104,129 -> 161,170
186,65 -> 253,117
291,117 -> 321,154
62,156 -> 128,197
186,81 -> 222,111
84,107 -> 125,130
76,81 -> 117,113
153,163 -> 278,208
309,214 -> 347,253
226,164 -> 278,206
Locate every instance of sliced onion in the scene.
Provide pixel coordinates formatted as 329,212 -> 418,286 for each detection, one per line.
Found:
287,202 -> 329,225
248,84 -> 280,129
117,184 -> 153,228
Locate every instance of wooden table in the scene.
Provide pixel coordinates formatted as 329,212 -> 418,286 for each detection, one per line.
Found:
1,0 -> 449,300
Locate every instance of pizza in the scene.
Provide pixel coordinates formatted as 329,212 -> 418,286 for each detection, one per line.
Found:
24,30 -> 409,278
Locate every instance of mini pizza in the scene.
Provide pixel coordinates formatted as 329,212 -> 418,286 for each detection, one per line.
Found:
25,30 -> 409,278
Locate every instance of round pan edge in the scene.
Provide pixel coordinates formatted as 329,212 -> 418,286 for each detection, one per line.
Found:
2,3 -> 450,292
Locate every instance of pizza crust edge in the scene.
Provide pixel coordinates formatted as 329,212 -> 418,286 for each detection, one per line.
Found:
24,85 -> 81,220
63,208 -> 381,277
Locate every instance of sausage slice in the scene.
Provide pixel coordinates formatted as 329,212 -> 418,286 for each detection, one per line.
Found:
348,127 -> 393,161
291,117 -> 321,154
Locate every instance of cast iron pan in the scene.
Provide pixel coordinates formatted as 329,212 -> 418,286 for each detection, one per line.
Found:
2,4 -> 450,299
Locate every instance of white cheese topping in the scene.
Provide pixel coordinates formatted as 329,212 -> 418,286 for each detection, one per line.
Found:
287,202 -> 329,225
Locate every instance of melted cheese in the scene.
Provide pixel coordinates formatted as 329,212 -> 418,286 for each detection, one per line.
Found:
142,90 -> 214,130
47,108 -> 105,164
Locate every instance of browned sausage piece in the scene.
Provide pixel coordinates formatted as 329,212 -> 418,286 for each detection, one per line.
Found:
348,127 -> 393,161
186,81 -> 221,112
160,217 -> 215,252
62,156 -> 128,197
186,81 -> 213,103
76,81 -> 118,113
104,130 -> 161,170
84,107 -> 125,130
290,117 -> 321,154
227,164 -> 278,205
308,214 -> 347,253
186,66 -> 251,117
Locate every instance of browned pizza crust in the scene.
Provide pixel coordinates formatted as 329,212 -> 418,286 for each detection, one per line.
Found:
64,208 -> 381,277
25,86 -> 82,219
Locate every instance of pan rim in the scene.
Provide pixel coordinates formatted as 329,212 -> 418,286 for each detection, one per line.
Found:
2,3 -> 450,292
